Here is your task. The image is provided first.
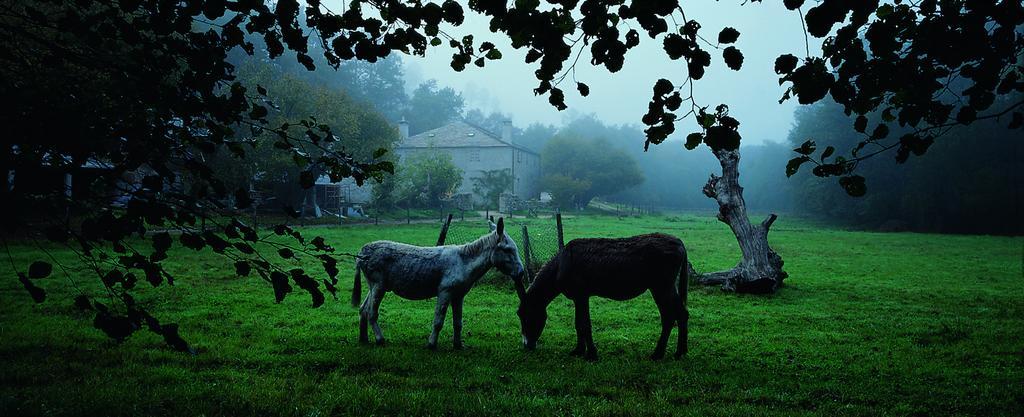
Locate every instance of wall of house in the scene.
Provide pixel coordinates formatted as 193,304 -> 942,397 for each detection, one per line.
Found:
396,146 -> 541,203
513,148 -> 541,199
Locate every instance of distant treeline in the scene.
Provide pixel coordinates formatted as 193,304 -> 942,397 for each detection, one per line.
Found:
785,98 -> 1023,235
544,100 -> 1021,235
224,29 -> 1020,235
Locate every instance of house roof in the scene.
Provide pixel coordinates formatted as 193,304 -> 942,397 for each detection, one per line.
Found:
398,120 -> 539,155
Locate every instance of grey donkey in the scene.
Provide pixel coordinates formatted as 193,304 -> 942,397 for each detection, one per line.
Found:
352,218 -> 525,349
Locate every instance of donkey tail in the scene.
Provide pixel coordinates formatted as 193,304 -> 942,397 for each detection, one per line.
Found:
351,262 -> 363,307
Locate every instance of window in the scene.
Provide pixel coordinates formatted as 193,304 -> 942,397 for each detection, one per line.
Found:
517,151 -> 523,162
469,149 -> 480,162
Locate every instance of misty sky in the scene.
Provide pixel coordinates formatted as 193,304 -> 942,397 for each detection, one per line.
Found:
398,1 -> 822,145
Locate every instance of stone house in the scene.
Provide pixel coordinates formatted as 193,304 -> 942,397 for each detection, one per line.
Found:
395,120 -> 541,204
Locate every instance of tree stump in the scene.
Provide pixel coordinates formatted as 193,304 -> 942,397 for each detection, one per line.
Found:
696,148 -> 787,293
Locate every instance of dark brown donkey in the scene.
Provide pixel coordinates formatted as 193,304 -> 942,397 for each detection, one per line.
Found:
516,233 -> 688,361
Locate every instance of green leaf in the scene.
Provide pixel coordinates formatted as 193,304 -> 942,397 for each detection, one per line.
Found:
234,261 -> 251,277
684,133 -> 703,150
876,4 -> 894,18
786,156 -> 811,177
576,82 -> 590,97
152,232 -> 172,253
718,27 -> 740,44
794,140 -> 816,155
653,79 -> 674,96
854,115 -> 868,133
870,124 -> 890,140
723,47 -> 744,71
704,126 -> 741,151
774,54 -> 799,74
821,146 -> 835,159
271,271 -> 292,303
28,261 -> 53,279
839,175 -> 867,197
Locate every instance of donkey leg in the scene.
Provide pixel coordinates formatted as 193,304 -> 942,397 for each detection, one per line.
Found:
452,295 -> 465,349
675,291 -> 689,358
360,284 -> 376,346
368,285 -> 387,345
576,297 -> 599,361
358,285 -> 373,344
569,298 -> 587,356
426,291 -> 452,350
651,288 -> 676,360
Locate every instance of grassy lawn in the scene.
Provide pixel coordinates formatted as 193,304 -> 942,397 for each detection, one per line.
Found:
1,214 -> 1022,416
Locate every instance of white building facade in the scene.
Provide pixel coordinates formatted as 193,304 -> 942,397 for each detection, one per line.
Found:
395,120 -> 541,203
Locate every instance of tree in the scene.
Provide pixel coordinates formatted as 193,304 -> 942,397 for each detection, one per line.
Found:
553,115 -> 715,210
325,58 -> 409,123
464,109 -> 516,135
4,0 -> 1021,348
212,60 -> 400,217
541,134 -> 644,209
405,80 -> 466,135
541,174 -> 592,210
518,123 -> 559,153
395,151 -> 464,208
472,169 -> 514,209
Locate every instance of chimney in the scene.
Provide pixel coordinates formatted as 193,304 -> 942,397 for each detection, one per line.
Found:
501,119 -> 512,142
398,117 -> 409,139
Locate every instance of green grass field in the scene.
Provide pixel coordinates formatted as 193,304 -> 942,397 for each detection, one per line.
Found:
1,214 -> 1022,416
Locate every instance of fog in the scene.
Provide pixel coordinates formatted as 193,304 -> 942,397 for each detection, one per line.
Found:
401,1 -> 820,145
220,3 -> 1022,235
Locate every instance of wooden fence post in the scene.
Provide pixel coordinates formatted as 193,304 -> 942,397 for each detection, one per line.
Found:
555,209 -> 565,252
436,213 -> 453,246
521,224 -> 533,280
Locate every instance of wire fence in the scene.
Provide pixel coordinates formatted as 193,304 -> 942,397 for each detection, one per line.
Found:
438,213 -> 564,284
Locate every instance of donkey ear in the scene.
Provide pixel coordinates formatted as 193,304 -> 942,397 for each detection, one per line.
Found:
496,217 -> 504,235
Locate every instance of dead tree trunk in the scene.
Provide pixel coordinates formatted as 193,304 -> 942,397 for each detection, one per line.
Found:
696,148 -> 787,293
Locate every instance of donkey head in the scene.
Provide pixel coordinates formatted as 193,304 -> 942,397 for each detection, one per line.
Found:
517,301 -> 546,350
516,255 -> 557,350
488,218 -> 525,280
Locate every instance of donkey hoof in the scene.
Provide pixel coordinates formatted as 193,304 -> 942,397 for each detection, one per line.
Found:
426,342 -> 438,351
375,338 -> 386,346
584,353 -> 599,362
650,351 -> 666,361
674,350 -> 687,359
453,341 -> 465,350
568,348 -> 584,357
359,337 -> 370,345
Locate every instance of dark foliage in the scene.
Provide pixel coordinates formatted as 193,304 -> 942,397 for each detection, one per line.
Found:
780,0 -> 1024,194
787,98 -> 1024,234
2,0 -> 1021,349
